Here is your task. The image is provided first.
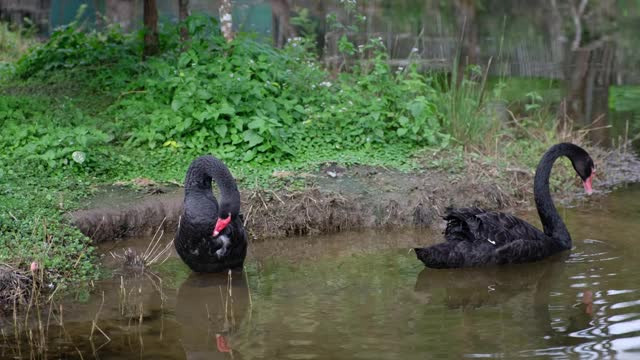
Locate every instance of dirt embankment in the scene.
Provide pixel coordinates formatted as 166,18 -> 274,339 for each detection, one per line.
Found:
69,148 -> 640,244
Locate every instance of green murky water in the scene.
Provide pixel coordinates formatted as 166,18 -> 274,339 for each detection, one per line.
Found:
2,183 -> 640,359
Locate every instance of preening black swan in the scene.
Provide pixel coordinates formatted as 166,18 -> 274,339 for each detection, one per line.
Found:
175,155 -> 247,273
415,143 -> 595,268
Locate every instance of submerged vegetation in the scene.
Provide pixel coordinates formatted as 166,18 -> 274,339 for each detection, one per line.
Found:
0,10 -> 627,293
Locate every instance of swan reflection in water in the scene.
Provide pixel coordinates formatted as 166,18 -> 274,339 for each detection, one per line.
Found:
413,256 -> 597,354
176,271 -> 250,360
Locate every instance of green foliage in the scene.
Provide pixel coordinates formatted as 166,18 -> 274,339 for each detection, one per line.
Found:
433,73 -> 502,147
0,169 -> 98,283
0,21 -> 37,63
0,96 -> 114,170
16,24 -> 137,78
610,85 -> 640,113
61,21 -> 449,164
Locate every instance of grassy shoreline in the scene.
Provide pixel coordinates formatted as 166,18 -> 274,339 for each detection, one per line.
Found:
0,17 -> 636,297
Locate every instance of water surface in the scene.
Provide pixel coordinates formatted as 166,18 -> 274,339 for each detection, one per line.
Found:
3,184 -> 640,359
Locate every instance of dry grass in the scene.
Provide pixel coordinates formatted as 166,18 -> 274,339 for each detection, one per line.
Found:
0,264 -> 37,310
243,187 -> 364,239
110,217 -> 174,270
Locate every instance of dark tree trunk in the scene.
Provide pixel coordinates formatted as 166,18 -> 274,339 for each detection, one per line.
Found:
453,0 -> 479,86
315,0 -> 327,57
143,0 -> 159,58
559,41 -> 615,146
559,48 -> 591,131
271,0 -> 296,48
179,0 -> 190,42
586,41 -> 615,146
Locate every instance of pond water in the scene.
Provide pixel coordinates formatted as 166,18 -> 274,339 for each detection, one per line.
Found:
3,183 -> 640,359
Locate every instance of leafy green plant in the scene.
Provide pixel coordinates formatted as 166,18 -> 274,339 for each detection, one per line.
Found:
524,91 -> 543,112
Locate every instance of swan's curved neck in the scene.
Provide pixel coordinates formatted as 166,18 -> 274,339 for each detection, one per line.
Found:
533,144 -> 574,248
184,156 -> 240,216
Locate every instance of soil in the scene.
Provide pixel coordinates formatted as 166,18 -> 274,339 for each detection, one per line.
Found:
68,147 -> 640,244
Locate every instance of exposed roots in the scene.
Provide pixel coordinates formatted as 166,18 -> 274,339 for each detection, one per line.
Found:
0,264 -> 37,310
244,188 -> 363,238
71,196 -> 181,243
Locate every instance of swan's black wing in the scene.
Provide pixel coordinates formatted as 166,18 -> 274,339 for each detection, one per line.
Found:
415,207 -> 554,268
415,240 -> 498,268
494,238 -> 559,264
443,207 -> 548,247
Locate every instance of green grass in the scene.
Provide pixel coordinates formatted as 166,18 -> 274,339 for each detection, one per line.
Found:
0,22 -> 38,63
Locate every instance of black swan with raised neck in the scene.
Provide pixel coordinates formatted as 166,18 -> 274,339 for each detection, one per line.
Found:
415,143 -> 595,268
175,155 -> 247,273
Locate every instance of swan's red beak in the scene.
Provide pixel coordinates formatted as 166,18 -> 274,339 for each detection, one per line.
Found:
583,173 -> 594,195
215,334 -> 231,353
213,216 -> 231,237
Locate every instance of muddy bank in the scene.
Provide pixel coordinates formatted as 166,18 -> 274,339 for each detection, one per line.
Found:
68,148 -> 640,244
69,167 -> 511,244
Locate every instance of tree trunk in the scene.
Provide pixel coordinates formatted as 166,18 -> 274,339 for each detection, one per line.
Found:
143,0 -> 159,58
586,41 -> 615,146
220,0 -> 234,42
453,0 -> 479,86
559,48 -> 591,131
271,0 -> 296,48
316,1 -> 327,57
179,0 -> 190,42
559,41 -> 615,146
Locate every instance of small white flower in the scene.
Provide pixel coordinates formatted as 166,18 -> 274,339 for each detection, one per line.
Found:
72,151 -> 86,164
319,81 -> 332,87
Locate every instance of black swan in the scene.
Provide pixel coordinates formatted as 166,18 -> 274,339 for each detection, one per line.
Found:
415,143 -> 595,268
175,155 -> 247,272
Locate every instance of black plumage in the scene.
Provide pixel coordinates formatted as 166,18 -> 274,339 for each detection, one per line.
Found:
174,155 -> 247,273
415,143 -> 595,268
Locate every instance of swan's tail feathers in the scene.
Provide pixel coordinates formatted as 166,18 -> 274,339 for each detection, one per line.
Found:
443,207 -> 486,242
415,243 -> 465,269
